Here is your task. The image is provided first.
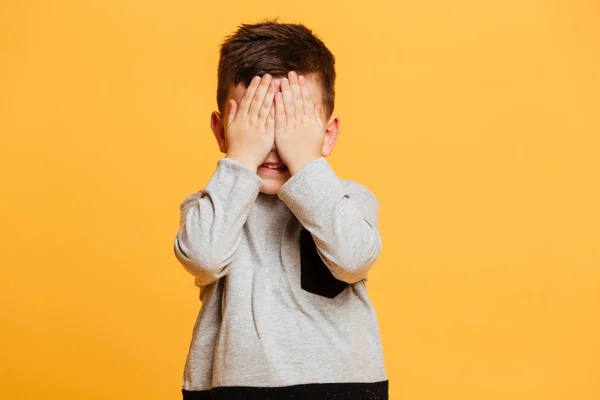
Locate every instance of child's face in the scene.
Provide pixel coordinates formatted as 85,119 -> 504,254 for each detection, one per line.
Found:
214,73 -> 337,196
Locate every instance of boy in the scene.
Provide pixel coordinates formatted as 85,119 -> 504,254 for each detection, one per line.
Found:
174,20 -> 388,399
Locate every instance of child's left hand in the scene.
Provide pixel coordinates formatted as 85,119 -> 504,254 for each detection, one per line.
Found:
274,71 -> 324,175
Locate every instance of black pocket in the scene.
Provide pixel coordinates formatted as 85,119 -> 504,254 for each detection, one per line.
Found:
300,229 -> 349,298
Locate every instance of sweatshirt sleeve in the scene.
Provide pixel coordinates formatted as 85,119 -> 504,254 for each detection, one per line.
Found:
174,157 -> 264,287
277,157 -> 382,284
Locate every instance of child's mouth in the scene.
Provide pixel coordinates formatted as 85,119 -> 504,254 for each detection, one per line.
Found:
259,163 -> 288,173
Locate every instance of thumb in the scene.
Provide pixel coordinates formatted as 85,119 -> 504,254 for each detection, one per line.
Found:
228,99 -> 238,125
315,104 -> 323,126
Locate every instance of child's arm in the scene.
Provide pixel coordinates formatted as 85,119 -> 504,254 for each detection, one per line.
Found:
174,75 -> 278,287
277,158 -> 382,284
274,71 -> 381,284
174,158 -> 264,286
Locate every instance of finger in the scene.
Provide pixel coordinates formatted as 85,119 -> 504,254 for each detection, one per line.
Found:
280,77 -> 295,122
257,79 -> 278,127
248,74 -> 272,120
288,71 -> 304,116
238,76 -> 262,117
275,92 -> 286,127
266,99 -> 275,132
298,75 -> 314,116
227,99 -> 238,125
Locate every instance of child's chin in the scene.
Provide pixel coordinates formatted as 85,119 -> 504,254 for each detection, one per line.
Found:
259,177 -> 288,195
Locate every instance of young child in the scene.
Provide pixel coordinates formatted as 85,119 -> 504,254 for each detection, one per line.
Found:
174,20 -> 388,399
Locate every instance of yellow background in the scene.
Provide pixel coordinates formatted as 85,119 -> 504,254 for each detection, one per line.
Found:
1,1 -> 599,399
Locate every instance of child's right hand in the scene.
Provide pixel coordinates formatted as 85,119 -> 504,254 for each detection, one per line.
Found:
225,74 -> 279,171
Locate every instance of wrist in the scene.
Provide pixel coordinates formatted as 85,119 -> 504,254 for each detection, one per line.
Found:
225,154 -> 260,172
287,155 -> 322,176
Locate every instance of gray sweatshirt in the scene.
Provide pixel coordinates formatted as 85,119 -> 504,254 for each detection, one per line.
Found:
174,156 -> 388,399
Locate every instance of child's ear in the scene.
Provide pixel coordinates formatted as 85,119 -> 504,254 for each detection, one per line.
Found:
321,115 -> 341,157
211,111 -> 227,154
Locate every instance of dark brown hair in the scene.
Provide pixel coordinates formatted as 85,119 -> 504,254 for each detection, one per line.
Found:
217,19 -> 336,118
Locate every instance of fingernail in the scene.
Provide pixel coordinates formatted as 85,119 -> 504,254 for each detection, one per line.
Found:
253,76 -> 260,82
264,73 -> 271,80
289,71 -> 296,78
